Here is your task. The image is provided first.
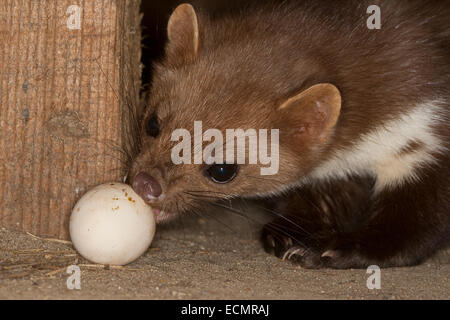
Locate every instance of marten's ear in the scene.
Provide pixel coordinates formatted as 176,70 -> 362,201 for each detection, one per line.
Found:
277,83 -> 341,147
166,4 -> 199,66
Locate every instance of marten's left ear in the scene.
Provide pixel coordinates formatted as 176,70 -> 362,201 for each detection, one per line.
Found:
166,4 -> 199,66
277,83 -> 341,145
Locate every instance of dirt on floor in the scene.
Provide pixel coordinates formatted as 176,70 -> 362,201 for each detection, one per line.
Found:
0,207 -> 449,300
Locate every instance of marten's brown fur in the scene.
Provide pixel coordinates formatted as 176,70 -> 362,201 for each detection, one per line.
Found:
131,0 -> 449,268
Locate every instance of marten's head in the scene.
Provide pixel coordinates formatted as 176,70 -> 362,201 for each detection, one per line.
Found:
129,4 -> 341,222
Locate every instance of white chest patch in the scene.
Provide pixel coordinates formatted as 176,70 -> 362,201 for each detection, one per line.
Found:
307,101 -> 446,192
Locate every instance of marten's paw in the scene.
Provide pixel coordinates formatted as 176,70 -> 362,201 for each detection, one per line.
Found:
261,226 -> 296,259
261,223 -> 375,269
261,222 -> 326,269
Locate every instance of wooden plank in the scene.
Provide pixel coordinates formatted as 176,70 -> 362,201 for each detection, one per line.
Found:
0,0 -> 141,239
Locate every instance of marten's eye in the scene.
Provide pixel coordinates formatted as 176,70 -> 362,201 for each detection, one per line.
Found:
146,113 -> 160,137
206,164 -> 238,184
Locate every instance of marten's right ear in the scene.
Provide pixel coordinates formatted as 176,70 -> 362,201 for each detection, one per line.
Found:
166,4 -> 199,66
276,83 -> 341,150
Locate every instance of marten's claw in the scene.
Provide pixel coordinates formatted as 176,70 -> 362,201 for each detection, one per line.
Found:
282,247 -> 306,261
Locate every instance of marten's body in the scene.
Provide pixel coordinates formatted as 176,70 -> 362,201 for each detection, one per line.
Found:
131,0 -> 450,268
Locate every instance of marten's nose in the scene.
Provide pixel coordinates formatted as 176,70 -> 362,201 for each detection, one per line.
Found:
132,172 -> 163,202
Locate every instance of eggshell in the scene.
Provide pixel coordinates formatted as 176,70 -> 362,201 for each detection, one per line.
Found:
70,183 -> 155,266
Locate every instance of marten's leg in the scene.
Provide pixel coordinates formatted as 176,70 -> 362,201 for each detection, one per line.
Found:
262,163 -> 450,269
262,175 -> 375,267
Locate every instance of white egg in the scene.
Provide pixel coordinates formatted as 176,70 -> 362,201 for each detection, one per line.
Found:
70,183 -> 155,266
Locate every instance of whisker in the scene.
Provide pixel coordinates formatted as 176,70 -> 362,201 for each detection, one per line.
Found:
187,201 -> 238,233
252,202 -> 315,239
207,201 -> 308,247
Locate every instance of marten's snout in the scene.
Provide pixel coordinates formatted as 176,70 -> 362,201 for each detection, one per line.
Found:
132,172 -> 163,202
